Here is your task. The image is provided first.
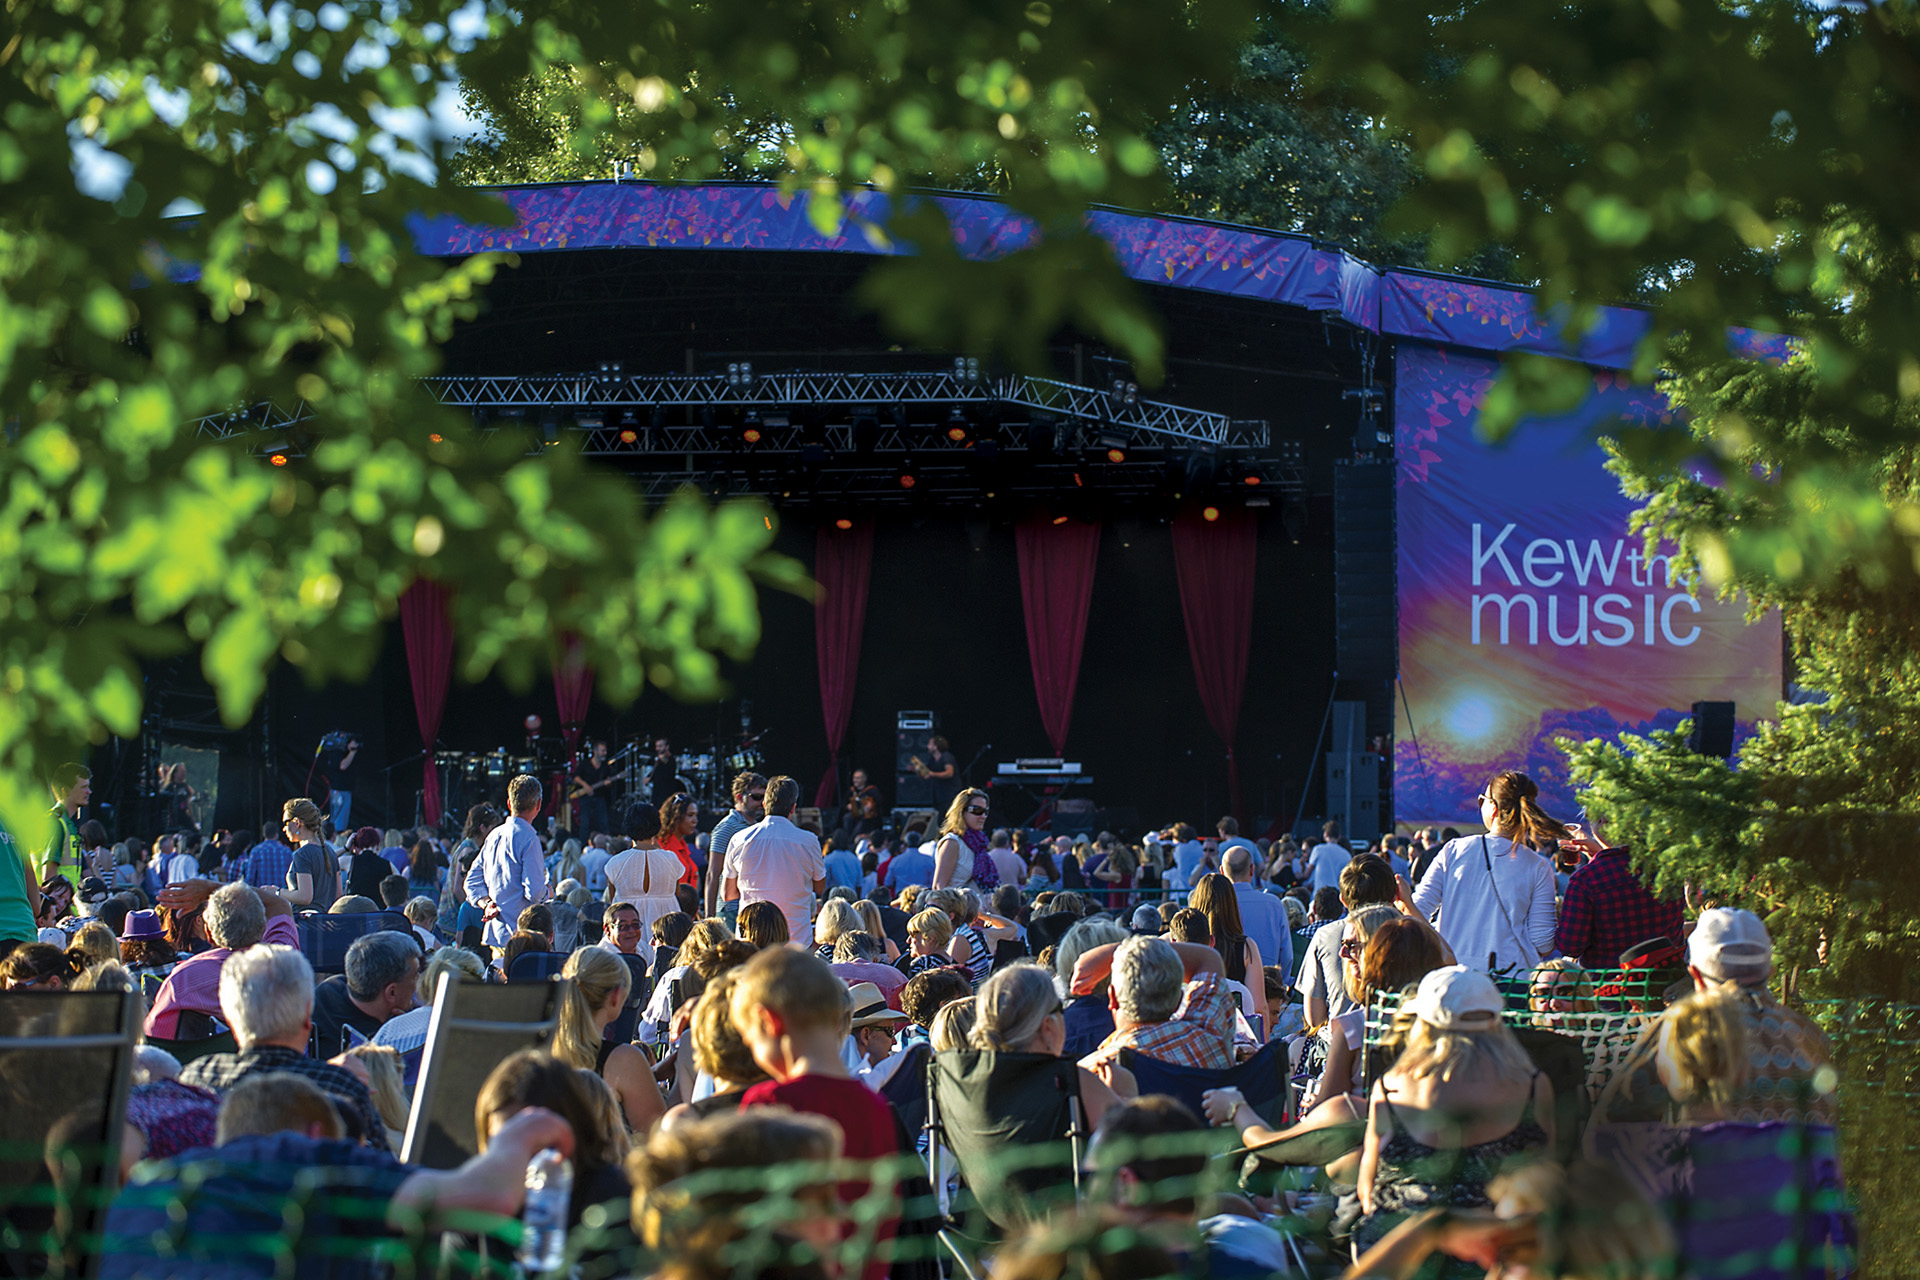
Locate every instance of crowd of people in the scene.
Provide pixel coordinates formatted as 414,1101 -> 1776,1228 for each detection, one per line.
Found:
0,761 -> 1853,1280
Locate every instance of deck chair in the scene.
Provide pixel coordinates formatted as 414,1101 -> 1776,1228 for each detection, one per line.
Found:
504,949 -> 572,983
605,952 -> 649,1045
1669,1121 -> 1856,1280
926,1050 -> 1086,1240
0,988 -> 141,1279
1511,1025 -> 1588,1160
144,1027 -> 238,1067
1120,1035 -> 1292,1125
401,973 -> 564,1168
297,910 -> 414,975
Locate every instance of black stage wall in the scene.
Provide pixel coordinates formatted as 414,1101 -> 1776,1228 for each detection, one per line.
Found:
147,497 -> 1337,838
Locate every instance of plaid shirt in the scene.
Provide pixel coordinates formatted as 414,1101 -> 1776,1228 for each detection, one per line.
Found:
243,839 -> 294,890
1083,970 -> 1236,1073
1554,845 -> 1686,969
180,1044 -> 391,1151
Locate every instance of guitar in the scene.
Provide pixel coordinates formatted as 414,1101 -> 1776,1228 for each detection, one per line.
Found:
568,767 -> 630,801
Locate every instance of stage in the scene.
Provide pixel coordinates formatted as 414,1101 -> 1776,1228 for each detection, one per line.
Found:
99,181 -> 1781,843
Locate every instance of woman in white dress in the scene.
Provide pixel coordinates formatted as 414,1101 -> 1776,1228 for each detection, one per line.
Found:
604,804 -> 685,935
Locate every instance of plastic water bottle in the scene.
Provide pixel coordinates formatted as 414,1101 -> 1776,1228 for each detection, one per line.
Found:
518,1147 -> 572,1274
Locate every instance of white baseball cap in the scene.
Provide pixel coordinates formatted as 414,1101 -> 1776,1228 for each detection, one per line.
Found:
1688,908 -> 1772,980
1405,965 -> 1505,1029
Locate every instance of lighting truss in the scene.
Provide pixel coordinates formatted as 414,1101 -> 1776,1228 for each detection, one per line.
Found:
190,368 -> 1306,507
421,370 -> 1265,449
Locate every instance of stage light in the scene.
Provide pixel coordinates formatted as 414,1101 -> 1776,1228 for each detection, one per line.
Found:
1051,514 -> 1069,526
835,517 -> 854,530
1105,445 -> 1127,463
897,458 -> 919,490
619,428 -> 638,444
740,413 -> 764,446
727,360 -> 755,388
269,452 -> 288,466
428,433 -> 443,444
945,408 -> 970,444
953,355 -> 981,384
1202,505 -> 1221,522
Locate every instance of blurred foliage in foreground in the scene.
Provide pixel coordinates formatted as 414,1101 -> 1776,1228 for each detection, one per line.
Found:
0,0 -> 1283,845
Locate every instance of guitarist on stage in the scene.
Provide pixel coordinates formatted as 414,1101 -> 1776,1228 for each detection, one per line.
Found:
569,739 -> 617,838
837,768 -> 885,842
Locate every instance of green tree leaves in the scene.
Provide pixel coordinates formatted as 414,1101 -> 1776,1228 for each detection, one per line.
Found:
0,0 -> 816,850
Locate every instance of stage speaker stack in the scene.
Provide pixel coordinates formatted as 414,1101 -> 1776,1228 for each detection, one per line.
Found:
1325,699 -> 1381,842
1333,459 -> 1397,684
895,710 -> 938,808
1688,701 -> 1736,759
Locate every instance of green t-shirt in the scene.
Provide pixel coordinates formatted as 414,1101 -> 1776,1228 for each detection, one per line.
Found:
0,822 -> 38,945
40,806 -> 81,890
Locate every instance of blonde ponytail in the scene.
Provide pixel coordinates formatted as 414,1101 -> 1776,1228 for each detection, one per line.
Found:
553,947 -> 632,1070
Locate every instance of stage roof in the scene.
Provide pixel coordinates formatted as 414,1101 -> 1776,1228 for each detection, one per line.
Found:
414,182 -> 1670,369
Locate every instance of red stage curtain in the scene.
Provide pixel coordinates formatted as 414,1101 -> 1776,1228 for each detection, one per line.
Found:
399,580 -> 454,825
814,520 -> 876,807
1172,504 -> 1258,823
554,633 -> 594,750
1015,513 -> 1102,756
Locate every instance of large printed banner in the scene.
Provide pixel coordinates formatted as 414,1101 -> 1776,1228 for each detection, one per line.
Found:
1393,342 -> 1781,827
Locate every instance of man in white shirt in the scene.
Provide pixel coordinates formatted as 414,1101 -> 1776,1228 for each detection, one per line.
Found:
463,774 -> 549,952
723,775 -> 825,946
1305,820 -> 1351,894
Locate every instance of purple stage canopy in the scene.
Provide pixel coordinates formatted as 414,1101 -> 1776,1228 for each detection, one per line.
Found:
411,182 -> 1745,369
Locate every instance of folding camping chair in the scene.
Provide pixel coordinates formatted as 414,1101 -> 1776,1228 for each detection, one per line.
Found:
1120,1035 -> 1293,1125
504,950 -> 572,983
0,988 -> 141,1278
401,973 -> 564,1168
297,909 -> 415,976
924,1050 -> 1087,1269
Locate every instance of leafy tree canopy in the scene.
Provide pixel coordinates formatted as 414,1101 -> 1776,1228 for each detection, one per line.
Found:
1148,0 -> 1514,278
0,0 -> 1260,850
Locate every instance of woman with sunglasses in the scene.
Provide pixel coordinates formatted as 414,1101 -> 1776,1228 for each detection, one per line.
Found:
930,788 -> 999,893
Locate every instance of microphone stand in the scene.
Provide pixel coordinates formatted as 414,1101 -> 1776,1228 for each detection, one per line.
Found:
961,743 -> 993,787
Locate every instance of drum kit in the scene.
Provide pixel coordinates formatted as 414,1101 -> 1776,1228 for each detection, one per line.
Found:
432,731 -> 770,829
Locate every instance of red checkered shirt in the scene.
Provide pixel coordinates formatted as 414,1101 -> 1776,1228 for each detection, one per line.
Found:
1083,971 -> 1236,1073
1554,846 -> 1686,970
